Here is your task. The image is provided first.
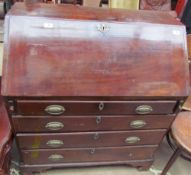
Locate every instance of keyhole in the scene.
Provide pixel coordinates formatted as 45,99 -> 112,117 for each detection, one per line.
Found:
99,103 -> 104,111
93,133 -> 100,140
90,148 -> 96,154
96,116 -> 102,124
101,26 -> 105,31
97,24 -> 109,33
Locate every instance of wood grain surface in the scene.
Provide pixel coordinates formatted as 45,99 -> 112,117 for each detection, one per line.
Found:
21,145 -> 158,164
17,129 -> 166,149
172,111 -> 191,153
0,78 -> 12,175
2,3 -> 189,97
16,100 -> 177,115
12,114 -> 175,133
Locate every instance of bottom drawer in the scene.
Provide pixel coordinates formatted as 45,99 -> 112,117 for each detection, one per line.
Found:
21,145 -> 158,165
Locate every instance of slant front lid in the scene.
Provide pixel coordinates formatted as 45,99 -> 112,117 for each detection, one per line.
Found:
2,3 -> 189,97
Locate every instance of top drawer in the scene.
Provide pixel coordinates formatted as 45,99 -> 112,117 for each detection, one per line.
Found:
15,100 -> 177,116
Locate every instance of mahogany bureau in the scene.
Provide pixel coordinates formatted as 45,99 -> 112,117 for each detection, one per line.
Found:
1,3 -> 190,175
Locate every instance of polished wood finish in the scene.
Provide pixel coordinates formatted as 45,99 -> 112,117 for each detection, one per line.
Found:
0,96 -> 12,153
182,45 -> 191,111
1,3 -> 189,174
2,2 -> 184,24
187,34 -> 191,60
0,139 -> 12,175
171,112 -> 191,153
16,100 -> 177,115
0,79 -> 12,175
12,115 -> 175,133
17,129 -> 166,149
21,145 -> 158,165
161,112 -> 191,175
2,3 -> 189,97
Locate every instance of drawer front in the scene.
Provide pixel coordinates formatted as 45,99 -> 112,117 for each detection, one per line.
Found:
16,100 -> 177,115
17,129 -> 166,149
21,146 -> 157,165
12,115 -> 175,133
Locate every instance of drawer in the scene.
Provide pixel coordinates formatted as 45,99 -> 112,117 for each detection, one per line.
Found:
12,115 -> 175,133
17,129 -> 166,149
21,145 -> 158,165
15,100 -> 177,115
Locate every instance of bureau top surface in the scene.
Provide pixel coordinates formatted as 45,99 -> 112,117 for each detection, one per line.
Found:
1,3 -> 190,97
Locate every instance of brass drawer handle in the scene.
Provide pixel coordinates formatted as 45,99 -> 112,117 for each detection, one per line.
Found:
130,120 -> 147,129
136,105 -> 153,114
96,116 -> 102,124
47,140 -> 64,148
48,154 -> 64,162
125,136 -> 141,144
98,102 -> 104,111
45,122 -> 64,131
45,105 -> 65,115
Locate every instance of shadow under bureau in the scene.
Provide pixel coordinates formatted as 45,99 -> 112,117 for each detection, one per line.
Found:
1,2 -> 190,175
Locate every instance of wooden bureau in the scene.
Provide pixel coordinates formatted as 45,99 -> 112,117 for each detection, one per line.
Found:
1,3 -> 190,175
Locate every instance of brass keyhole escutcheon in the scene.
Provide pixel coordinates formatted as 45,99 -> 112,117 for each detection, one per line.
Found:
99,102 -> 104,111
93,133 -> 100,140
90,148 -> 96,155
45,105 -> 65,115
96,116 -> 102,124
97,24 -> 110,33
